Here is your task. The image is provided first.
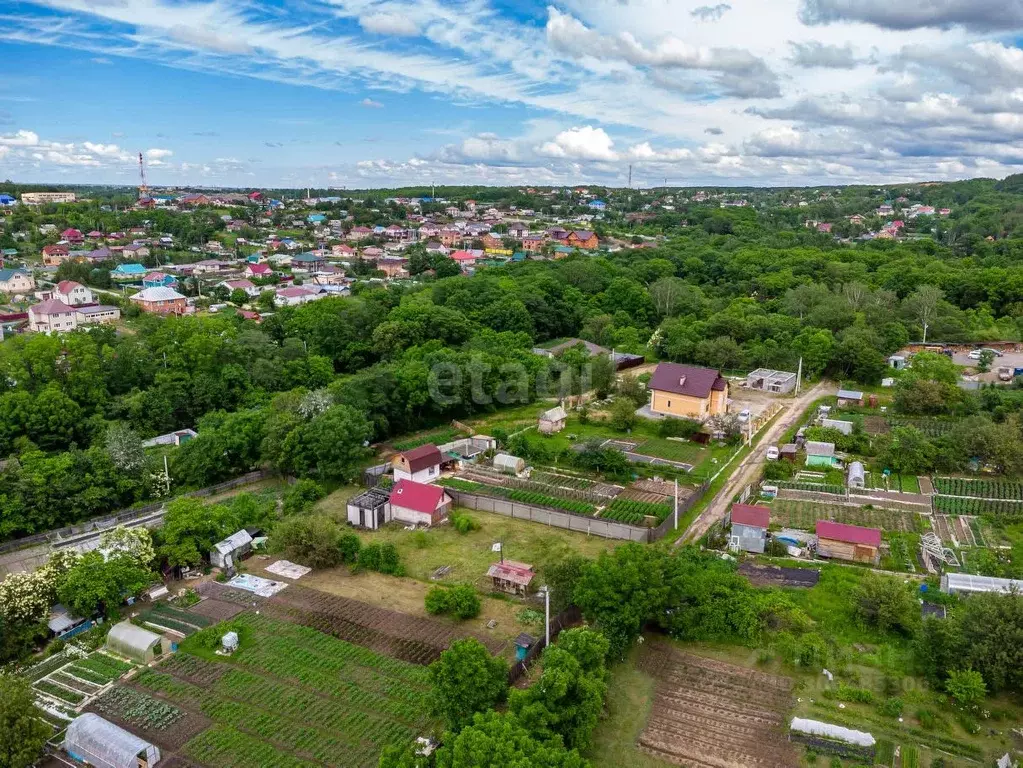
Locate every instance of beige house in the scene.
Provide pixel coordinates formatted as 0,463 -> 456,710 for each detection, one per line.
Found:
0,268 -> 35,295
29,298 -> 78,332
647,362 -> 728,420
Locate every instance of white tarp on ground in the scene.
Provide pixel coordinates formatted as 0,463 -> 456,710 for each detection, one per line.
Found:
790,717 -> 875,747
265,560 -> 312,580
227,573 -> 288,597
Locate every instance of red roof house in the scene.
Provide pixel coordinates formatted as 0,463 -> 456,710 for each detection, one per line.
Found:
61,228 -> 84,244
816,521 -> 881,564
389,479 -> 451,527
391,444 -> 443,483
730,504 -> 770,529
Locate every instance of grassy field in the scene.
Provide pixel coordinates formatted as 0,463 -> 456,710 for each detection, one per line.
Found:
317,487 -> 617,585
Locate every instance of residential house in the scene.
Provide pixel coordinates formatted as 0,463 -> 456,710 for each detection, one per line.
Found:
482,233 -> 504,250
588,199 -> 607,211
451,249 -> 483,271
424,241 -> 448,255
391,444 -> 442,484
274,285 -> 325,306
439,228 -> 462,247
192,259 -> 230,274
83,247 -> 115,263
728,504 -> 770,554
86,230 -> 104,240
28,299 -> 78,332
348,226 -> 373,241
384,224 -> 408,241
816,222 -> 833,234
219,279 -> 260,298
129,286 -> 188,314
389,479 -> 452,526
507,223 -> 529,238
487,561 -> 536,596
307,213 -> 326,224
522,235 -> 544,252
538,405 -> 568,434
291,252 -> 326,270
61,228 -> 84,244
848,214 -> 865,225
647,362 -> 728,420
41,244 -> 70,266
877,204 -> 894,216
375,258 -> 409,279
567,230 -> 599,249
142,272 -> 177,289
816,520 -> 881,564
331,244 -> 356,259
0,268 -> 35,294
804,441 -> 838,468
179,193 -> 211,207
244,263 -> 273,279
54,280 -> 93,306
123,243 -> 151,259
111,263 -> 147,280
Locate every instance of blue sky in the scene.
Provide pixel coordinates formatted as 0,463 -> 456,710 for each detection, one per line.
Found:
1,0 -> 1022,187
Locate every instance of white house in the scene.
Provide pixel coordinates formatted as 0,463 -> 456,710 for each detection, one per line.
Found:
218,279 -> 261,298
389,480 -> 452,527
29,298 -> 78,333
0,268 -> 35,295
391,444 -> 442,483
54,280 -> 94,306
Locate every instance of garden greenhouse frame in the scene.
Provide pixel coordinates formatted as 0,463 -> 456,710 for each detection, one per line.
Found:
106,621 -> 162,663
65,713 -> 161,768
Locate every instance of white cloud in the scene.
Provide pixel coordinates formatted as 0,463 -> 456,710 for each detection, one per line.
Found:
360,97 -> 384,108
537,126 -> 617,161
0,130 -> 40,147
146,148 -> 173,160
359,12 -> 420,36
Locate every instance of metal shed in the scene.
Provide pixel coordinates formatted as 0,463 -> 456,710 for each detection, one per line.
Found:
847,461 -> 865,489
65,714 -> 161,768
106,621 -> 162,664
210,529 -> 253,569
493,453 -> 526,475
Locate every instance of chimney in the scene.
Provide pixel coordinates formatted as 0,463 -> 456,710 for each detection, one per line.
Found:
678,376 -> 686,387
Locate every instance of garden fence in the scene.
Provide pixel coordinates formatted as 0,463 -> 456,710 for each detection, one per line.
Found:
508,605 -> 582,685
446,483 -> 707,544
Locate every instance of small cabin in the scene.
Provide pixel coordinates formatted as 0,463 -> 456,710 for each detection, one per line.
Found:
836,389 -> 864,407
805,441 -> 837,468
210,529 -> 253,569
391,443 -> 443,484
538,405 -> 567,435
816,520 -> 881,564
728,504 -> 770,554
487,560 -> 536,595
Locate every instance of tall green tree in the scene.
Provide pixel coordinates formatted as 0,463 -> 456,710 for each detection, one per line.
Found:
429,638 -> 509,732
0,675 -> 50,768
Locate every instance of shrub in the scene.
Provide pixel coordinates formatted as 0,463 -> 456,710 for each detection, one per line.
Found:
338,532 -> 361,563
424,585 -> 481,620
878,697 -> 904,718
449,585 -> 481,619
450,510 -> 480,534
358,543 -> 381,571
945,668 -> 986,710
411,531 -> 431,549
425,587 -> 451,615
281,479 -> 325,515
657,417 -> 701,439
378,543 -> 402,575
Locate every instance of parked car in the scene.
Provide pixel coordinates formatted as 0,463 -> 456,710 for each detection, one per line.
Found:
968,348 -> 1003,359
766,445 -> 779,461
737,408 -> 752,422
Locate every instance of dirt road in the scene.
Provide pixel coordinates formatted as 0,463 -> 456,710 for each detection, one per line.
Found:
677,380 -> 834,545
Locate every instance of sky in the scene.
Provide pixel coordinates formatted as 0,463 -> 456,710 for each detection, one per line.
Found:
1,0 -> 1023,188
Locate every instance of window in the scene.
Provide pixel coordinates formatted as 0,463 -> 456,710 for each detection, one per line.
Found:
667,400 -> 671,408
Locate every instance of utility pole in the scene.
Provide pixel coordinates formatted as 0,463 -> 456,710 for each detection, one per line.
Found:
628,164 -> 632,189
541,585 -> 550,647
795,356 -> 803,396
673,478 -> 679,530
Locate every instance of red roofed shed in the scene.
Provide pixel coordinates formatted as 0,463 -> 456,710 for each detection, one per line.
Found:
487,560 -> 536,595
816,520 -> 881,564
730,504 -> 770,529
389,479 -> 451,526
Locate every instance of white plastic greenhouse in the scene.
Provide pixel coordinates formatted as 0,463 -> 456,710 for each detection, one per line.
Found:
106,621 -> 162,664
65,713 -> 161,768
790,717 -> 875,748
493,453 -> 525,475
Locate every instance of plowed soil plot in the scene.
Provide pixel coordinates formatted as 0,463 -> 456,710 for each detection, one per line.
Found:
262,583 -> 505,664
187,597 -> 245,622
636,641 -> 798,768
738,562 -> 820,589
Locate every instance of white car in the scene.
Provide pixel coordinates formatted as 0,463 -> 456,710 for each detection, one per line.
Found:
737,408 -> 752,422
968,348 -> 1003,360
766,446 -> 779,461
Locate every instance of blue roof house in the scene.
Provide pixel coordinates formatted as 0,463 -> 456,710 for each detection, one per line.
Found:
111,263 -> 147,280
588,200 -> 606,210
0,194 -> 16,206
307,213 -> 326,224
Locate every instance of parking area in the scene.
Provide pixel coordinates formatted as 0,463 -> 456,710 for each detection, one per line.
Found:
727,388 -> 779,419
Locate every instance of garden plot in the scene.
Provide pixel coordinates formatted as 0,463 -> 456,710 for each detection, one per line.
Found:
934,515 -> 985,548
187,597 -> 245,623
32,650 -> 135,709
617,478 -> 684,505
934,477 -> 1023,499
128,612 -> 438,768
769,500 -> 924,532
87,686 -> 211,752
138,603 -> 213,636
445,473 -> 598,515
934,496 -> 1023,515
635,640 -> 798,768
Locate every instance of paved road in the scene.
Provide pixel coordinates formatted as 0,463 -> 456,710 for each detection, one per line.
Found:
677,380 -> 835,545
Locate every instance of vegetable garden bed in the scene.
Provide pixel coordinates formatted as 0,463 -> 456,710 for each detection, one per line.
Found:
933,477 -> 1023,500
934,496 -> 1023,515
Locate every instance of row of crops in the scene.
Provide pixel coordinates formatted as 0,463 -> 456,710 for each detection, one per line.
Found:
93,687 -> 184,731
137,602 -> 213,636
885,416 -> 957,437
603,498 -> 674,524
933,477 -> 1023,500
439,477 -> 596,515
934,496 -> 1023,516
774,480 -> 846,495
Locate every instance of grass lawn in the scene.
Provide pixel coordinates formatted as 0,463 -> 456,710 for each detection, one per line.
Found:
316,488 -> 617,586
587,643 -> 670,768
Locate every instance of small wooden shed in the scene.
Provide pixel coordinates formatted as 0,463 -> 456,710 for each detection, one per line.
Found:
487,560 -> 536,596
816,520 -> 881,564
538,405 -> 567,435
